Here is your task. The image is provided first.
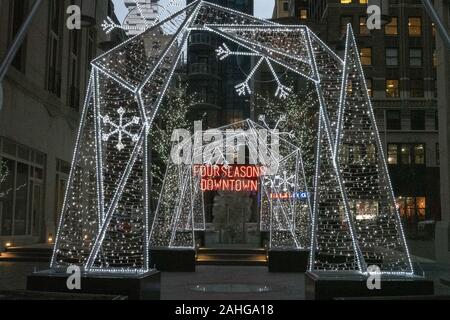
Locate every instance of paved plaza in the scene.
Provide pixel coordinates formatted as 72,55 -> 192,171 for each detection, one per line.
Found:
0,258 -> 449,300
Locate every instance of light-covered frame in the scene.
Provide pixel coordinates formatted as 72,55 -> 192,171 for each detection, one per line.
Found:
51,1 -> 413,275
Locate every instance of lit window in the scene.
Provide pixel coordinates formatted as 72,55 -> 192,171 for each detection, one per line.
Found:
396,197 -> 426,222
386,80 -> 400,98
359,17 -> 369,35
347,80 -> 353,94
359,0 -> 368,3
408,17 -> 422,37
366,144 -> 376,163
300,9 -> 308,20
388,144 -> 398,165
366,78 -> 373,97
385,17 -> 398,35
414,144 -> 425,165
341,0 -> 352,3
401,145 -> 411,165
360,48 -> 372,65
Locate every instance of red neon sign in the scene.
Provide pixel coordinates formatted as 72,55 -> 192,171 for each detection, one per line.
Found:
193,165 -> 264,192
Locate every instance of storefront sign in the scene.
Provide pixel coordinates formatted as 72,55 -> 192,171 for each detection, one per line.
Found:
194,164 -> 264,192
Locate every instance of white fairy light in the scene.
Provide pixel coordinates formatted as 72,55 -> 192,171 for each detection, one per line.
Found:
51,1 -> 414,276
101,107 -> 140,151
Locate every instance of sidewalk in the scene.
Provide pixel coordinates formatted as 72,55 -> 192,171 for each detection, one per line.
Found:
0,259 -> 449,299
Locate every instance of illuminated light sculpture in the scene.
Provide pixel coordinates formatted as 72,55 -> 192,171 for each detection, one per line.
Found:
150,119 -> 311,251
50,0 -> 414,277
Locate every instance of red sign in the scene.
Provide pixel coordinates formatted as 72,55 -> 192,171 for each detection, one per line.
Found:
193,165 -> 264,192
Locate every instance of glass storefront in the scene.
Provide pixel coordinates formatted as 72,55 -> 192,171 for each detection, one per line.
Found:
0,138 -> 45,237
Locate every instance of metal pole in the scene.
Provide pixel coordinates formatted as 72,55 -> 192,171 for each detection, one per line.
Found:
0,0 -> 43,82
422,0 -> 450,50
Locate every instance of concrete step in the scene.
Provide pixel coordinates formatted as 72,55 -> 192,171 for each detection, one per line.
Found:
196,259 -> 267,266
0,246 -> 53,262
196,248 -> 267,266
197,248 -> 266,255
0,252 -> 51,263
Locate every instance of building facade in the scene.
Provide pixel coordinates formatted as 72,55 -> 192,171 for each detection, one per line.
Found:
0,0 -> 122,249
186,0 -> 254,128
186,0 -> 258,247
275,0 -> 441,241
123,0 -> 159,36
434,0 -> 450,263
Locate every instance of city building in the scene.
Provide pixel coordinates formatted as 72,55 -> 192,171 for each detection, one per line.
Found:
434,0 -> 450,264
186,0 -> 256,247
123,0 -> 159,36
275,0 -> 441,244
0,0 -> 122,249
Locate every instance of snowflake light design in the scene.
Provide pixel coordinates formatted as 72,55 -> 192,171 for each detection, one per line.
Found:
102,107 -> 140,151
216,43 -> 292,99
275,171 -> 295,192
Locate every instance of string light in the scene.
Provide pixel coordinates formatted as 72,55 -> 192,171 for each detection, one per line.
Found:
50,1 -> 413,276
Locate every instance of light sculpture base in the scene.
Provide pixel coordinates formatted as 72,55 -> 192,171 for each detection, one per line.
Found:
305,271 -> 434,300
268,249 -> 309,273
150,248 -> 196,272
27,270 -> 161,300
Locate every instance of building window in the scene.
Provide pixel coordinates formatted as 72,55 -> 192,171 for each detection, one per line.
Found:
385,17 -> 398,35
396,197 -> 426,222
388,144 -> 398,165
47,0 -> 63,97
435,110 -> 439,130
409,48 -> 423,67
411,110 -> 425,130
9,0 -> 27,72
341,0 -> 352,3
408,17 -> 422,37
68,28 -> 81,110
359,17 -> 370,35
386,48 -> 399,66
282,1 -> 289,12
340,144 -> 375,165
400,145 -> 411,164
386,80 -> 400,98
436,143 -> 440,165
0,138 -> 45,237
386,110 -> 401,130
433,49 -> 438,68
55,159 -> 70,227
299,9 -> 308,20
360,48 -> 372,65
410,80 -> 424,98
366,78 -> 373,97
388,143 -> 426,165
